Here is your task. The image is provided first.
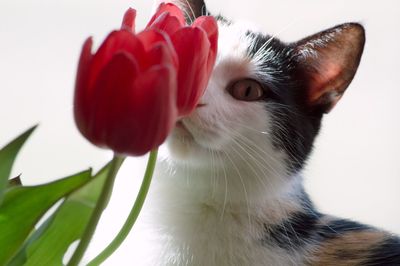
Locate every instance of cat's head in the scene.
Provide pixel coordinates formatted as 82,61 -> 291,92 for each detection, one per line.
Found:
160,0 -> 365,183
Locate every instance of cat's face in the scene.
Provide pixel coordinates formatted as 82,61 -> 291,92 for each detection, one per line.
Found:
168,20 -> 288,172
162,0 -> 365,177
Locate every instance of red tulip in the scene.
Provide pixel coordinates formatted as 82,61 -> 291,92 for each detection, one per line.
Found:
147,3 -> 218,116
147,3 -> 186,33
74,9 -> 178,156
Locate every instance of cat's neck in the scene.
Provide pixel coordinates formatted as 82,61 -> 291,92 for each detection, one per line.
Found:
150,152 -> 310,226
145,154 -> 314,265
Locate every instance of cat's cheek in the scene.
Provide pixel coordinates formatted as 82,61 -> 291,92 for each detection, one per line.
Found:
166,128 -> 195,159
165,128 -> 211,164
166,137 -> 190,160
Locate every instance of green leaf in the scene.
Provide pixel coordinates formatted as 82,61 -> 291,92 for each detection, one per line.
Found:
6,214 -> 56,266
0,125 -> 37,204
0,169 -> 92,265
13,163 -> 112,266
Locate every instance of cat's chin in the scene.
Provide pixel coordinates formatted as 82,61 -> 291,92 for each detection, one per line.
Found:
166,125 -> 219,166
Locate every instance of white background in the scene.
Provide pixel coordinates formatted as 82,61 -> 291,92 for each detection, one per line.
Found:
0,0 -> 399,264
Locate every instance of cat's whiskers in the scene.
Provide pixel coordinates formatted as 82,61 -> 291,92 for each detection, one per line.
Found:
182,136 -> 191,188
229,128 -> 288,175
266,105 -> 307,142
184,114 -> 223,200
255,105 -> 307,168
222,150 -> 252,229
216,151 -> 229,221
201,4 -> 207,16
183,114 -> 289,183
209,147 -> 218,199
213,124 -> 287,182
183,9 -> 194,24
227,141 -> 287,217
253,18 -> 300,61
270,222 -> 297,264
265,116 -> 305,168
267,102 -> 308,119
223,119 -> 269,135
229,139 -> 269,189
229,134 -> 282,182
268,119 -> 302,149
234,136 -> 289,189
283,219 -> 303,253
183,0 -> 195,23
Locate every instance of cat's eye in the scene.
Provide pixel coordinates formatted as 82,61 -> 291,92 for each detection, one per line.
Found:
228,79 -> 265,101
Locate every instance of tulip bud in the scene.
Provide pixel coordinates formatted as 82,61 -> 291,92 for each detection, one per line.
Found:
147,3 -> 218,116
74,11 -> 178,156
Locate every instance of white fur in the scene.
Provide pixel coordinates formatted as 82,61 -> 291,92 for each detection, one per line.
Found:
138,16 -> 306,265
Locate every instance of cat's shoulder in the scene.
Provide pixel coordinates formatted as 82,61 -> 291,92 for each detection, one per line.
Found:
308,215 -> 400,266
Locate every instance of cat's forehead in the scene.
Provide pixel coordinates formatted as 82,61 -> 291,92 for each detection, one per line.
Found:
214,19 -> 285,86
216,20 -> 260,59
215,20 -> 257,80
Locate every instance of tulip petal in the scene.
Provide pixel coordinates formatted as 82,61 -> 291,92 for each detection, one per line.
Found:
121,8 -> 136,32
137,30 -> 178,70
74,37 -> 94,137
193,16 -> 218,47
125,66 -> 178,155
89,53 -> 177,156
172,27 -> 210,116
89,31 -> 145,89
88,52 -> 140,150
193,16 -> 218,78
74,6 -> 187,156
147,3 -> 185,28
147,12 -> 184,36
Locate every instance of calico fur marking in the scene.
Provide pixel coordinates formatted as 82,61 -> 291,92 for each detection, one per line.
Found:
365,237 -> 400,266
146,1 -> 400,265
265,207 -> 400,265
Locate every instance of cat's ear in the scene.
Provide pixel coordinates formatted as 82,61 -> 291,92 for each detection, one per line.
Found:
152,0 -> 208,22
293,23 -> 365,113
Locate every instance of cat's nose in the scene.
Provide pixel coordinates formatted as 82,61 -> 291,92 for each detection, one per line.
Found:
196,103 -> 207,108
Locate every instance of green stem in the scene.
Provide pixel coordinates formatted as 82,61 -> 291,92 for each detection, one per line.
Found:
87,149 -> 158,266
67,155 -> 125,266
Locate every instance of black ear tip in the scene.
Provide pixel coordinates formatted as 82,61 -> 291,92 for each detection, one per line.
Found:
326,22 -> 366,60
344,22 -> 365,32
348,22 -> 365,36
341,22 -> 366,45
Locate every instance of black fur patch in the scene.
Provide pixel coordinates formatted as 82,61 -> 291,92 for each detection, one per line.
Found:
182,0 -> 208,23
262,210 -> 321,250
262,192 -> 321,250
246,32 -> 323,173
262,200 -> 372,252
215,14 -> 231,25
317,219 -> 371,240
365,236 -> 400,266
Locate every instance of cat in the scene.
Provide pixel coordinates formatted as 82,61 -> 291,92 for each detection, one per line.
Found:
142,0 -> 400,265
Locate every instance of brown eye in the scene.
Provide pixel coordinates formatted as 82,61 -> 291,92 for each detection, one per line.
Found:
228,79 -> 265,101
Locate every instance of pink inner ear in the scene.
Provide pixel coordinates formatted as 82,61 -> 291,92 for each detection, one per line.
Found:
295,23 -> 365,113
309,62 -> 342,103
